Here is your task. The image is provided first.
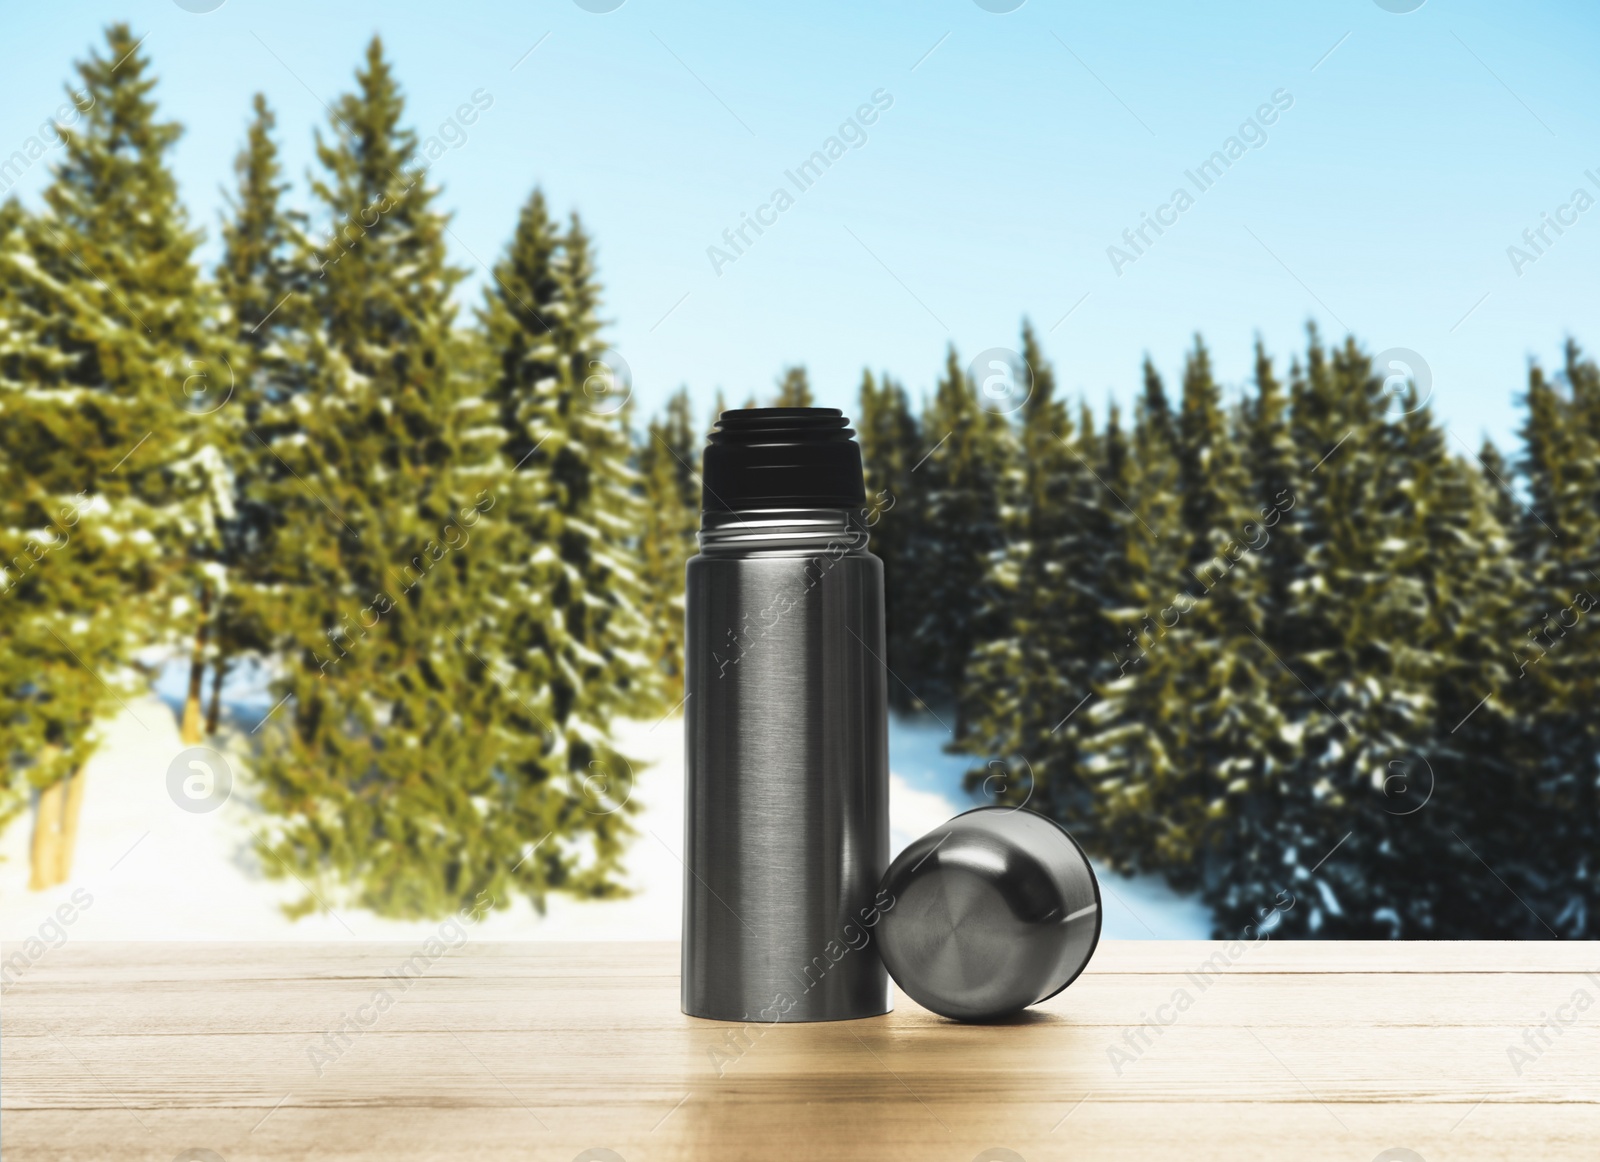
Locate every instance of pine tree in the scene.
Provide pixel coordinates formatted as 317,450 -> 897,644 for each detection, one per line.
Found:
473,186 -> 655,907
636,388 -> 698,706
205,93 -> 302,734
1477,440 -> 1519,532
1166,337 -> 1287,905
249,40 -> 578,919
1391,395 -> 1529,936
1243,340 -> 1304,640
856,369 -> 921,704
1083,339 -> 1271,889
1194,340 -> 1310,923
0,198 -> 82,856
546,210 -> 657,717
1203,331 -> 1518,936
1069,331 -> 1547,936
1499,346 -> 1600,934
1081,355 -> 1191,877
1188,331 -> 1395,934
905,346 -> 1009,728
957,323 -> 1114,830
0,25 -> 214,886
773,364 -> 814,407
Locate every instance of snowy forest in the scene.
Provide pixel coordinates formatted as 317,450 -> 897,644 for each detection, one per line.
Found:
4,26 -> 1596,940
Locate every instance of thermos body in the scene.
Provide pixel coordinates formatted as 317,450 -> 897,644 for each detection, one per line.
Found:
682,509 -> 891,1022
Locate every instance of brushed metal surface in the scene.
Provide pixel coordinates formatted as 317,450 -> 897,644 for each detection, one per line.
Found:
682,509 -> 890,1022
877,807 -> 1102,1022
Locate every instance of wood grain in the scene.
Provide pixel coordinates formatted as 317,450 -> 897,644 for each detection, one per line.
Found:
3,940 -> 1597,1160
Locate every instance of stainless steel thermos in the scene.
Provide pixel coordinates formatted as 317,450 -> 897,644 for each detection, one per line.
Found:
680,406 -> 1102,1025
681,407 -> 891,1022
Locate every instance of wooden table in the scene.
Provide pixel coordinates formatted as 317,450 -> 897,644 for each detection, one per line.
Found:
3,941 -> 1596,1160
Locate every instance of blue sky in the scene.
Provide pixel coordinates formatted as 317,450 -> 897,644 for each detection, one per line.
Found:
3,0 -> 1597,449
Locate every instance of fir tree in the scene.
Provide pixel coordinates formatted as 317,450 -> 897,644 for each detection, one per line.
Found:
474,186 -> 655,905
0,198 -> 29,836
1207,331 -> 1403,934
1141,355 -> 1177,448
773,364 -> 814,407
1476,439 -> 1520,534
1242,339 -> 1304,640
0,25 -> 214,886
1069,331 -> 1551,936
1389,394 -> 1528,936
200,93 -> 301,737
1499,346 -> 1600,933
249,40 -> 575,919
1198,340 -> 1310,921
1217,332 -> 1513,936
856,368 -> 921,705
1086,340 -> 1265,886
1164,337 -> 1284,902
636,388 -> 698,706
900,346 -> 1010,727
546,210 -> 657,717
958,323 -> 1114,830
1081,355 -> 1191,877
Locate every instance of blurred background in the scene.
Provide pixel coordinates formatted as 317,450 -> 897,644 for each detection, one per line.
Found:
2,0 -> 1596,956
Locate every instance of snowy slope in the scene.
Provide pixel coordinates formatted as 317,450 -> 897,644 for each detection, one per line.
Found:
0,698 -> 1209,942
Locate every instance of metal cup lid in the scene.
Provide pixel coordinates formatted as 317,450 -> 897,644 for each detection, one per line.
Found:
876,806 -> 1101,1022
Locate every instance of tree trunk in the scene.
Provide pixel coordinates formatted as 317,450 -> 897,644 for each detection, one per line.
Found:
29,782 -> 64,890
204,654 -> 227,736
56,766 -> 87,883
180,585 -> 212,744
28,764 -> 85,890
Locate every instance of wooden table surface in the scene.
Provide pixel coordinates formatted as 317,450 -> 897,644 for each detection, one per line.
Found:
3,940 -> 1597,1160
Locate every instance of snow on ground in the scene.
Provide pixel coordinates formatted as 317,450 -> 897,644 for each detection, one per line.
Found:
0,692 -> 1210,942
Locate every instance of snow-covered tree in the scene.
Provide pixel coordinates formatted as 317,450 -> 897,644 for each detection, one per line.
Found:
475,186 -> 656,906
247,39 -> 550,920
904,346 -> 1010,727
856,368 -> 922,705
1080,354 -> 1192,875
958,324 -> 1119,832
202,93 -> 303,736
636,387 -> 698,707
0,25 -> 216,885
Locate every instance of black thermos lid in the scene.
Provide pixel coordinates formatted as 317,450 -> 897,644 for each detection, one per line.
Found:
876,807 -> 1103,1022
700,407 -> 867,512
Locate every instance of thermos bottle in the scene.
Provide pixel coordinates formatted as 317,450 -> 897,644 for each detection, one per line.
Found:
681,407 -> 891,1022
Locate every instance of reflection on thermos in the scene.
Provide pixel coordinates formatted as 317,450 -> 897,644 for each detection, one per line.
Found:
681,408 -> 891,1022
